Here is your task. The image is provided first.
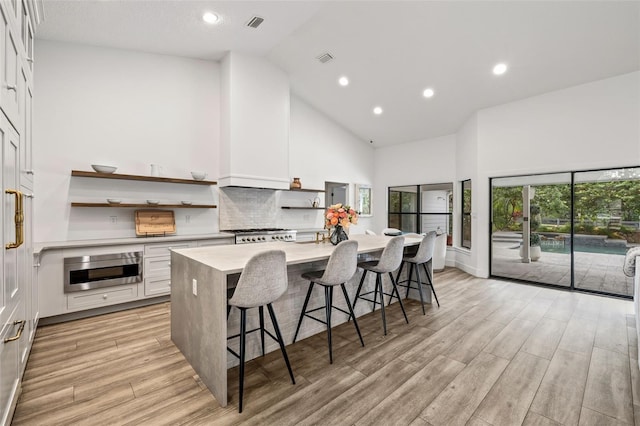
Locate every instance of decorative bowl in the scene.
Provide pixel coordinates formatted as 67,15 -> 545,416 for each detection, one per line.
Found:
91,164 -> 117,174
107,199 -> 121,204
146,200 -> 160,205
191,171 -> 207,181
181,201 -> 193,206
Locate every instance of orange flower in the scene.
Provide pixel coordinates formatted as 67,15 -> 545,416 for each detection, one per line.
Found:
340,218 -> 350,227
330,217 -> 339,226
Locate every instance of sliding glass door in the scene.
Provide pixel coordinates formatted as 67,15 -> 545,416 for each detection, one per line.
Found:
491,173 -> 572,288
573,168 -> 640,296
491,167 -> 640,297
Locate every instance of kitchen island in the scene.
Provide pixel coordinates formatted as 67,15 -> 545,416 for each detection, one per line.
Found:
170,234 -> 424,406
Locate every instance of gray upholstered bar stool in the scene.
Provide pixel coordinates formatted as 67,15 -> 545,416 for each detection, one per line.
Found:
352,235 -> 408,335
227,250 -> 295,413
395,231 -> 440,314
293,240 -> 364,364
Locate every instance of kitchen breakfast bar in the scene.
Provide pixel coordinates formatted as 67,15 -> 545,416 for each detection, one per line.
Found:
170,234 -> 424,407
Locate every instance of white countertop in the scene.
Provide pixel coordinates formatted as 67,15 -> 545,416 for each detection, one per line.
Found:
172,234 -> 422,274
34,232 -> 235,254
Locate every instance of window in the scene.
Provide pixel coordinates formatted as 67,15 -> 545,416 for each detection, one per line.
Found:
388,183 -> 453,244
461,179 -> 472,249
388,186 -> 418,233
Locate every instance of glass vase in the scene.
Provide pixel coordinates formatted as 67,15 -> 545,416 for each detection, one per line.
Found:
330,225 -> 349,245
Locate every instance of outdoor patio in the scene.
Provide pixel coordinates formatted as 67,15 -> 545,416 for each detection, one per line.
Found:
492,239 -> 634,297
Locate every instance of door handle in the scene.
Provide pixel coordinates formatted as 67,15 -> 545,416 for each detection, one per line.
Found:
5,189 -> 24,249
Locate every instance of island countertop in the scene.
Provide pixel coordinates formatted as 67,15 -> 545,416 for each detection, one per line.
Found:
171,234 -> 423,274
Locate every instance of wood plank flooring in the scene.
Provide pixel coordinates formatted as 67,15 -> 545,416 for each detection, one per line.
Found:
12,268 -> 638,425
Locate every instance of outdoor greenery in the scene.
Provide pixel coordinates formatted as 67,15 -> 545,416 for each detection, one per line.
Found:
492,179 -> 640,242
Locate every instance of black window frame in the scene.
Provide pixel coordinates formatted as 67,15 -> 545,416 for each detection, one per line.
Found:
461,179 -> 472,249
388,183 -> 453,243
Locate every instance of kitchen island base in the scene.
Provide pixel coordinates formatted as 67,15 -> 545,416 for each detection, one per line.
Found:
170,235 -> 427,406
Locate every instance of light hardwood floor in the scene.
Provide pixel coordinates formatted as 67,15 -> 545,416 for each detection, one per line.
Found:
13,268 -> 639,425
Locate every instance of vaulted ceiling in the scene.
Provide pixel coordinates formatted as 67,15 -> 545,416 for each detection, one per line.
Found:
36,1 -> 640,146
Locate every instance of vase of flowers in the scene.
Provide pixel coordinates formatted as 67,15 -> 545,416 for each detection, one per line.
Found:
325,203 -> 358,245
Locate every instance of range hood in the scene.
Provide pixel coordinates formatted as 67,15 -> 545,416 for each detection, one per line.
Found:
218,52 -> 290,190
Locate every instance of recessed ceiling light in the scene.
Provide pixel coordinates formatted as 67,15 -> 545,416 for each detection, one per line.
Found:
203,12 -> 220,24
373,106 -> 383,115
338,76 -> 349,86
493,63 -> 508,75
423,88 -> 435,98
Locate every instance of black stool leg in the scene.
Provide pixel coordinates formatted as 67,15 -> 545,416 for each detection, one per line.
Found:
377,274 -> 387,335
238,308 -> 247,413
341,283 -> 364,347
414,262 -> 427,315
406,263 -> 415,299
267,303 -> 295,385
389,272 -> 409,324
293,282 -> 314,343
395,261 -> 405,291
259,306 -> 265,356
423,263 -> 440,307
351,270 -> 367,314
325,285 -> 334,364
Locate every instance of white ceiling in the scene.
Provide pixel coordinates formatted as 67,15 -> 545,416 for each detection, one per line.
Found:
36,1 -> 640,147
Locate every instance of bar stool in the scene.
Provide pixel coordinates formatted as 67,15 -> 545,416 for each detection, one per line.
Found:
293,240 -> 363,364
395,231 -> 440,314
352,236 -> 408,335
227,250 -> 295,413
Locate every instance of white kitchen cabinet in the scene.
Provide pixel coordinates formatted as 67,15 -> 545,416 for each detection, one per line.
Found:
0,306 -> 20,426
144,242 -> 193,297
19,71 -> 31,189
67,284 -> 138,311
0,0 -> 37,422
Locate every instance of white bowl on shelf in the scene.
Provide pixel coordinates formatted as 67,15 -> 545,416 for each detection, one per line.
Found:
191,171 -> 207,181
181,201 -> 193,206
107,199 -> 121,204
91,164 -> 117,174
146,200 -> 160,205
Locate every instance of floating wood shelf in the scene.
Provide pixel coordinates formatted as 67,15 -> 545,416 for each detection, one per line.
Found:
71,170 -> 217,185
71,203 -> 217,208
286,188 -> 325,193
281,206 -> 325,210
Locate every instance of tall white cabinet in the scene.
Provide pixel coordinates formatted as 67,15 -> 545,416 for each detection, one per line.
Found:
0,0 -> 38,424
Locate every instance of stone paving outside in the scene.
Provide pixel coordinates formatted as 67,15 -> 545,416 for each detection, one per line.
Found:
492,238 -> 635,297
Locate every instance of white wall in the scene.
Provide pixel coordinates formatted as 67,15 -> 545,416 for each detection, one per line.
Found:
470,71 -> 640,277
372,134 -> 457,233
286,95 -> 374,232
34,41 -> 220,241
374,72 -> 639,278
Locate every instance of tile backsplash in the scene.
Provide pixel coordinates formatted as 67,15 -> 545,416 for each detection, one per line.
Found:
219,187 -> 277,229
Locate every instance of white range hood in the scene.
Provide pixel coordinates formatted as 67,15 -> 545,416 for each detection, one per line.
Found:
218,52 -> 290,190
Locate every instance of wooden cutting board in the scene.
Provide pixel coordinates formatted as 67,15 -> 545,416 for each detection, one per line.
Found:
135,210 -> 176,236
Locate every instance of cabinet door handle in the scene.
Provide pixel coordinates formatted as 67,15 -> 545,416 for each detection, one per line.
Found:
4,320 -> 25,343
26,57 -> 33,63
5,189 -> 24,249
25,193 -> 34,198
5,84 -> 17,92
25,170 -> 34,175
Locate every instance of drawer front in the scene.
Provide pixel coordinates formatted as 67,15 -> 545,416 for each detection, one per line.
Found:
144,242 -> 192,258
67,285 -> 138,311
197,238 -> 234,247
144,275 -> 170,297
144,256 -> 171,277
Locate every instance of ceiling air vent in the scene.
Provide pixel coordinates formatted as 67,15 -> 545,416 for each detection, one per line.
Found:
246,16 -> 264,28
316,52 -> 334,64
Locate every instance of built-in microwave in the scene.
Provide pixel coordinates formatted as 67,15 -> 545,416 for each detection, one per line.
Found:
63,252 -> 143,293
